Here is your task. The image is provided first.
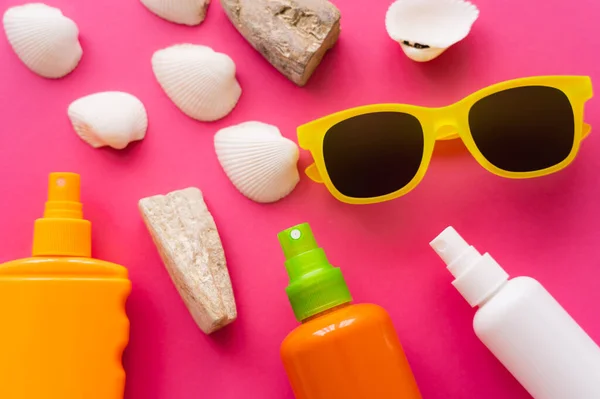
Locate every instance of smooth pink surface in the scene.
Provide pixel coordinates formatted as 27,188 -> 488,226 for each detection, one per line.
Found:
1,0 -> 599,397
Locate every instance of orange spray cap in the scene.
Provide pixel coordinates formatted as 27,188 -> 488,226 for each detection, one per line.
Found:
32,173 -> 92,257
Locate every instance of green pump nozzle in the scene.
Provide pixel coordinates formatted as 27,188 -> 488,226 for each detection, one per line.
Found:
278,223 -> 352,322
279,223 -> 318,260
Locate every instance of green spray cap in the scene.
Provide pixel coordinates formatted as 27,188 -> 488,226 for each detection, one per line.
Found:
278,223 -> 352,322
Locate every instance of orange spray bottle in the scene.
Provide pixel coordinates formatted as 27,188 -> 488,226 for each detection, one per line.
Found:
278,223 -> 422,399
0,173 -> 131,399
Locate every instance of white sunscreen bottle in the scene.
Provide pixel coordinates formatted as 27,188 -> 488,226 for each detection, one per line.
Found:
430,226 -> 600,399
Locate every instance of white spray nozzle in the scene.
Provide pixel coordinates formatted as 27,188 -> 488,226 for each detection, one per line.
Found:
430,226 -> 470,265
430,226 -> 483,279
430,226 -> 509,307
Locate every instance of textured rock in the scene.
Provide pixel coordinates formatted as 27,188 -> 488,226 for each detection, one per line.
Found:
139,187 -> 236,334
221,0 -> 341,86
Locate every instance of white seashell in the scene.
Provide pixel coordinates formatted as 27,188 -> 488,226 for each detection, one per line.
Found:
214,122 -> 300,203
3,3 -> 82,78
152,44 -> 241,122
68,92 -> 148,150
385,0 -> 479,62
141,0 -> 210,26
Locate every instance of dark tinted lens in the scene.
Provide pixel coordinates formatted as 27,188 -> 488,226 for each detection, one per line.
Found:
469,86 -> 574,172
323,112 -> 424,198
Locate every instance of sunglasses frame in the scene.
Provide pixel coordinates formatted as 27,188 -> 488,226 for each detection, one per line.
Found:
298,76 -> 593,205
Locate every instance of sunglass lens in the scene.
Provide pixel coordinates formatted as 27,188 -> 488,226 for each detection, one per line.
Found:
469,86 -> 575,172
323,112 -> 424,199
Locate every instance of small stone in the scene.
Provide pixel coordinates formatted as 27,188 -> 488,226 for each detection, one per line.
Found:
139,187 -> 236,334
221,0 -> 341,86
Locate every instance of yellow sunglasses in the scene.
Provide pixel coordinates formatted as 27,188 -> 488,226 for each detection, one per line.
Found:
298,76 -> 593,205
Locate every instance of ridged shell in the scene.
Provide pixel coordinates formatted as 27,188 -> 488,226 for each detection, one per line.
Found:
3,3 -> 82,78
385,0 -> 479,62
214,122 -> 300,203
152,44 -> 241,122
141,0 -> 210,26
68,92 -> 148,150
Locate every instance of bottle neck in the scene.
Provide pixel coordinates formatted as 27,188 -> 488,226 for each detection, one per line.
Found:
284,248 -> 353,322
32,173 -> 92,258
32,218 -> 91,257
476,279 -> 508,307
302,303 -> 351,323
430,226 -> 510,308
452,252 -> 509,307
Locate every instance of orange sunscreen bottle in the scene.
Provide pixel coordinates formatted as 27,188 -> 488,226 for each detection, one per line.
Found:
0,173 -> 131,399
278,223 -> 422,399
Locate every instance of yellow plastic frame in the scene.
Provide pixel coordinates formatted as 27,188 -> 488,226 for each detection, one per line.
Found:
298,76 -> 593,205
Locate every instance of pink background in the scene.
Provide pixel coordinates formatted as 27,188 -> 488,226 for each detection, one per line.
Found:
1,0 -> 599,397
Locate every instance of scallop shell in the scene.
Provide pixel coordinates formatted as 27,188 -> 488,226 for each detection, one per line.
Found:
385,0 -> 479,62
3,3 -> 82,78
140,0 -> 210,26
152,44 -> 241,122
68,92 -> 148,150
214,122 -> 300,203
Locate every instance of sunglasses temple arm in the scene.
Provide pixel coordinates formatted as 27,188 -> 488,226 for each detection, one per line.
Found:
582,123 -> 592,140
305,163 -> 324,183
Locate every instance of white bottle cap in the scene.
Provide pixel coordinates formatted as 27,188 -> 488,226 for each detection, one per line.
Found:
430,226 -> 509,307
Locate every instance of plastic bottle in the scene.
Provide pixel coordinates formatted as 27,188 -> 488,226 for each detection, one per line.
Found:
430,226 -> 600,399
278,223 -> 422,399
0,173 -> 131,399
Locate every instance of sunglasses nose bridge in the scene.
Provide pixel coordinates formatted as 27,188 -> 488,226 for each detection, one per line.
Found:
431,106 -> 461,139
435,124 -> 456,136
